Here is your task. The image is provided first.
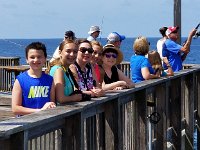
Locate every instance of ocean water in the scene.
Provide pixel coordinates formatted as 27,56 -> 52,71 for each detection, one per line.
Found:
0,37 -> 200,65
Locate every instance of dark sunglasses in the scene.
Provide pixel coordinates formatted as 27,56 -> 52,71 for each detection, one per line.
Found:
79,47 -> 94,54
105,53 -> 117,59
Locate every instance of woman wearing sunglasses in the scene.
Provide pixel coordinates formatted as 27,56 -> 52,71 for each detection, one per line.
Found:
102,44 -> 135,91
69,39 -> 104,98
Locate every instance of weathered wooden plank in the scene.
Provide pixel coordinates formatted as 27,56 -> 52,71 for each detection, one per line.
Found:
181,74 -> 194,149
62,113 -> 83,150
155,83 -> 167,150
170,78 -> 182,149
135,90 -> 147,150
104,99 -> 120,150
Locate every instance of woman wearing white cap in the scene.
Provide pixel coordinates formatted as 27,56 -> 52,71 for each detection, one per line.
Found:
87,25 -> 101,41
102,44 -> 135,90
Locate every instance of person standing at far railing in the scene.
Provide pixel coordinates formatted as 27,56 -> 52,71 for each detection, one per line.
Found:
12,42 -> 56,116
162,26 -> 197,72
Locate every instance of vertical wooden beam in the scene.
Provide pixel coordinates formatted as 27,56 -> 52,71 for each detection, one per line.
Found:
135,90 -> 147,150
155,83 -> 167,149
181,75 -> 194,149
174,0 -> 181,44
104,99 -> 120,150
170,78 -> 182,148
62,113 -> 83,150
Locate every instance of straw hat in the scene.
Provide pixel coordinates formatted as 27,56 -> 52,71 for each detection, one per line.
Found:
103,44 -> 123,65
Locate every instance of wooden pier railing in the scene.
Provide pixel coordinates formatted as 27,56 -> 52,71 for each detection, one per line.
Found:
0,63 -> 199,149
0,57 -> 50,92
0,57 -> 20,92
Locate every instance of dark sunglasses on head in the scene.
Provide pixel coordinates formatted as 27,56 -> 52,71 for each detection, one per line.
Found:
79,47 -> 94,54
105,53 -> 117,59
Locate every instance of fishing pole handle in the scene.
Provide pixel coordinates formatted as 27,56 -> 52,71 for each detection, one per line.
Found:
195,23 -> 200,30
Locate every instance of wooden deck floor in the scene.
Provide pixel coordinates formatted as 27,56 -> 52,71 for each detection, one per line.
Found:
0,93 -> 15,121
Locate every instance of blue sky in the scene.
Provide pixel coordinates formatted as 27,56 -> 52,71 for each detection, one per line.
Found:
0,0 -> 199,39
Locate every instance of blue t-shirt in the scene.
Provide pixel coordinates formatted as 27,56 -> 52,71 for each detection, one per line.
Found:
162,39 -> 182,72
17,71 -> 53,109
49,65 -> 74,96
130,55 -> 154,83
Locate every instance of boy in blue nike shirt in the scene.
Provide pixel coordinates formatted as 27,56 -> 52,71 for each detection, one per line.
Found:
12,42 -> 56,116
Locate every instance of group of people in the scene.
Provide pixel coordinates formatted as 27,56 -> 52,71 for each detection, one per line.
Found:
131,26 -> 197,83
11,25 -> 197,116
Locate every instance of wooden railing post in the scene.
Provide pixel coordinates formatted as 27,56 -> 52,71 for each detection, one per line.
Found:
0,131 -> 29,150
155,83 -> 168,150
181,74 -> 195,149
0,57 -> 20,92
62,113 -> 83,150
169,78 -> 182,148
104,98 -> 120,150
135,89 -> 147,150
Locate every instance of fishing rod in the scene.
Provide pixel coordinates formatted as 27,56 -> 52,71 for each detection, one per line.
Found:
99,16 -> 104,42
182,22 -> 200,45
193,22 -> 200,39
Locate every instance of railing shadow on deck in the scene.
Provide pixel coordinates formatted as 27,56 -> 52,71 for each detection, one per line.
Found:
0,64 -> 200,150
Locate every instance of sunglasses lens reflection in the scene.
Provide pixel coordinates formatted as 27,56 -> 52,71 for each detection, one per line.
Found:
105,53 -> 117,58
79,47 -> 94,54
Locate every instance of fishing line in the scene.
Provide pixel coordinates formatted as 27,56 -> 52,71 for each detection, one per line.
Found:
1,39 -> 25,48
0,39 -> 52,58
99,16 -> 104,42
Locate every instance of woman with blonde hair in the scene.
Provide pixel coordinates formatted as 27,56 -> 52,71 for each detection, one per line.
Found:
90,41 -> 104,86
130,36 -> 160,83
47,39 -> 82,103
148,50 -> 174,76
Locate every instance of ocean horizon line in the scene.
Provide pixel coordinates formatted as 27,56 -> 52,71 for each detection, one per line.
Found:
0,37 -> 189,40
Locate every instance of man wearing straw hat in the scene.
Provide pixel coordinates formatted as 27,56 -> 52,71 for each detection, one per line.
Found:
87,25 -> 101,41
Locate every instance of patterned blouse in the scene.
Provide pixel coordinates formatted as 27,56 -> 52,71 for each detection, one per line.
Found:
74,62 -> 94,91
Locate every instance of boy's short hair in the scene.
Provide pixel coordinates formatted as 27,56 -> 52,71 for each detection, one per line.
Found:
25,42 -> 47,58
